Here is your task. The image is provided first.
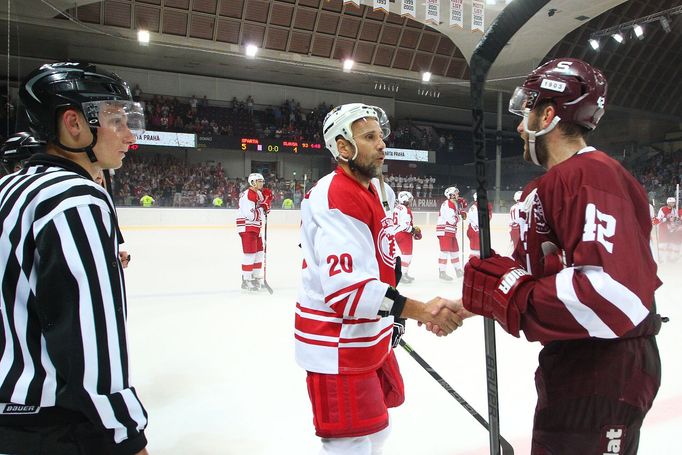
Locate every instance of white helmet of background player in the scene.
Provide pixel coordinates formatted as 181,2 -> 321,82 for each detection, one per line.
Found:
322,103 -> 390,161
514,191 -> 523,202
248,173 -> 264,187
444,186 -> 459,199
398,191 -> 413,204
667,197 -> 676,206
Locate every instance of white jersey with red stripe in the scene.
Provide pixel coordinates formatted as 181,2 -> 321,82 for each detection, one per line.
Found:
436,199 -> 459,237
392,204 -> 413,234
656,205 -> 681,223
236,187 -> 265,233
513,147 -> 661,344
295,167 -> 397,375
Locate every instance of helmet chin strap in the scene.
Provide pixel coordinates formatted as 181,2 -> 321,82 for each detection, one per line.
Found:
55,127 -> 100,163
523,110 -> 560,167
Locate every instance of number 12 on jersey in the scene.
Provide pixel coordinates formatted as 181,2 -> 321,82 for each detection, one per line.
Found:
582,203 -> 616,253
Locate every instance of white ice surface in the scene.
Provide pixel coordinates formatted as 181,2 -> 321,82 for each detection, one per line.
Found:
119,210 -> 681,455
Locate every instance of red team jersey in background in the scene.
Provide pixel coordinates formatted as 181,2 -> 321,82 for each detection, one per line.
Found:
393,204 -> 414,255
295,167 -> 397,375
236,188 -> 265,234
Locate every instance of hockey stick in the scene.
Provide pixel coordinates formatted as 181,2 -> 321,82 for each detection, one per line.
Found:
262,214 -> 274,294
399,339 -> 514,454
469,1 -> 549,453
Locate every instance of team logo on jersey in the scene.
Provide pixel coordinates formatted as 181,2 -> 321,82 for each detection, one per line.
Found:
377,217 -> 397,267
532,191 -> 551,234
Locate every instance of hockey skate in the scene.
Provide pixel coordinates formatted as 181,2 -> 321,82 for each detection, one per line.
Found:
439,271 -> 453,281
401,273 -> 414,284
251,278 -> 267,291
455,269 -> 464,278
241,278 -> 258,292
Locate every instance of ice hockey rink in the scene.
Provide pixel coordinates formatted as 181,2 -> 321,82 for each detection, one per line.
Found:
118,207 -> 681,455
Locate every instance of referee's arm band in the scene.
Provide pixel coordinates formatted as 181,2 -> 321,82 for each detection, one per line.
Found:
379,286 -> 406,318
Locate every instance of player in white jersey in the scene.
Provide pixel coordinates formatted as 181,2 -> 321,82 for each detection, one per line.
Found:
296,103 -> 465,455
436,186 -> 467,279
509,190 -> 525,252
653,196 -> 681,263
393,191 -> 422,283
236,173 -> 272,291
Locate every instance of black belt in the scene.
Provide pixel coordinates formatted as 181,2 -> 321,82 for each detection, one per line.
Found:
0,403 -> 87,426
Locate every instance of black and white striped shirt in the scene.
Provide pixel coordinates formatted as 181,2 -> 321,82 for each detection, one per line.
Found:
0,153 -> 147,453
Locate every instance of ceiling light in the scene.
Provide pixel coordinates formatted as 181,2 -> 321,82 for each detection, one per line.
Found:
421,72 -> 432,82
589,39 -> 600,50
343,59 -> 354,72
137,30 -> 150,44
245,44 -> 258,58
633,24 -> 644,38
611,33 -> 624,43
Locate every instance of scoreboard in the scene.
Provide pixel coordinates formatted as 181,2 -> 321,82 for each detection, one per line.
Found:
239,137 -> 323,154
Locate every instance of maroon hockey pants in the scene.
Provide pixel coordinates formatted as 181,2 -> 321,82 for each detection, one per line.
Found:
531,336 -> 661,455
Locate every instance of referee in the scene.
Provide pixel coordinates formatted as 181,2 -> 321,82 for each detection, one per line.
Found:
0,63 -> 149,455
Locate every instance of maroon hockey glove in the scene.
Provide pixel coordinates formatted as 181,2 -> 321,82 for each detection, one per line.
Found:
460,211 -> 467,220
462,254 -> 534,337
412,226 -> 422,240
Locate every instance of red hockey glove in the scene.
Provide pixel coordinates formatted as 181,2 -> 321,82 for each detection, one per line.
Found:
258,201 -> 271,214
462,254 -> 534,337
460,211 -> 467,220
262,188 -> 274,205
412,226 -> 422,240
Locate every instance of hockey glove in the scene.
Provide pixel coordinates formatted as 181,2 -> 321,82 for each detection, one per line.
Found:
460,211 -> 467,220
412,226 -> 423,240
462,254 -> 534,337
391,318 -> 406,348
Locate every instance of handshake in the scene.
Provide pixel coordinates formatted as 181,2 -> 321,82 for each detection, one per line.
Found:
399,296 -> 473,338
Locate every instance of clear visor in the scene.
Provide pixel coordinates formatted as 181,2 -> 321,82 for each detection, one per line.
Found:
508,87 -> 539,116
82,100 -> 145,134
373,106 -> 391,138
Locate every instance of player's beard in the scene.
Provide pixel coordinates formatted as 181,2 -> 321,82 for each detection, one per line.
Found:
349,154 -> 382,180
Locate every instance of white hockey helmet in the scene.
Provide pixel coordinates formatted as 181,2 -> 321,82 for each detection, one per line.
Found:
514,191 -> 523,202
248,173 -> 264,186
323,103 -> 390,161
444,186 -> 459,198
398,191 -> 413,204
667,197 -> 676,205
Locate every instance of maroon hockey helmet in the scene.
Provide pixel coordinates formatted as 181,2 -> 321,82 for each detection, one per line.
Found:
509,58 -> 607,130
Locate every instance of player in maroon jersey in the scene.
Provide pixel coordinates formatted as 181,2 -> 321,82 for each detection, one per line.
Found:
452,58 -> 663,454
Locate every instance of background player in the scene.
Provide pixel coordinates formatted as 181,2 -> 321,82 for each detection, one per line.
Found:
236,172 -> 273,291
509,190 -> 525,252
436,186 -> 467,280
393,190 -> 422,283
653,196 -> 681,263
466,192 -> 492,260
